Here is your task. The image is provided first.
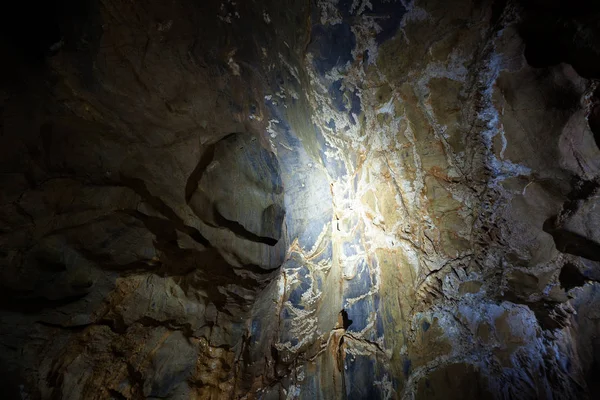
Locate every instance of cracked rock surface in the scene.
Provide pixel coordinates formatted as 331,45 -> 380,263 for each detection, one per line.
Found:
1,0 -> 600,399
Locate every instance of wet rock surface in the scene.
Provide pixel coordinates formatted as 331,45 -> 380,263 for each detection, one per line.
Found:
1,0 -> 600,399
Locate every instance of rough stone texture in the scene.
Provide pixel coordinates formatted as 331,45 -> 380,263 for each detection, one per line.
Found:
1,0 -> 600,399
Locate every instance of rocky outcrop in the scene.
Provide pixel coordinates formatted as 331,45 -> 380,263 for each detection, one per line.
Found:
1,0 -> 600,399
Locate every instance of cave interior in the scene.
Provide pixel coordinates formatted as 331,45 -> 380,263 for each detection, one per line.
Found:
2,0 -> 600,399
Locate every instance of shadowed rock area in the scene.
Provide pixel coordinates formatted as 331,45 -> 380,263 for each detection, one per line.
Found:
1,0 -> 600,399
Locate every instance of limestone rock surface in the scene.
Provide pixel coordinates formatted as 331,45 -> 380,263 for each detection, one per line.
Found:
1,0 -> 600,399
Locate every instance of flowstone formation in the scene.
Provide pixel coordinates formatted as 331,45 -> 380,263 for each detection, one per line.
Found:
1,0 -> 600,399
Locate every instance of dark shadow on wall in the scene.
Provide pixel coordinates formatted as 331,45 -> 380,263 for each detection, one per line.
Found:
0,368 -> 23,400
0,0 -> 101,66
518,0 -> 600,79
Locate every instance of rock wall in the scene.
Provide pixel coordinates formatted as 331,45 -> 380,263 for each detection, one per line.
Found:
1,0 -> 600,399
